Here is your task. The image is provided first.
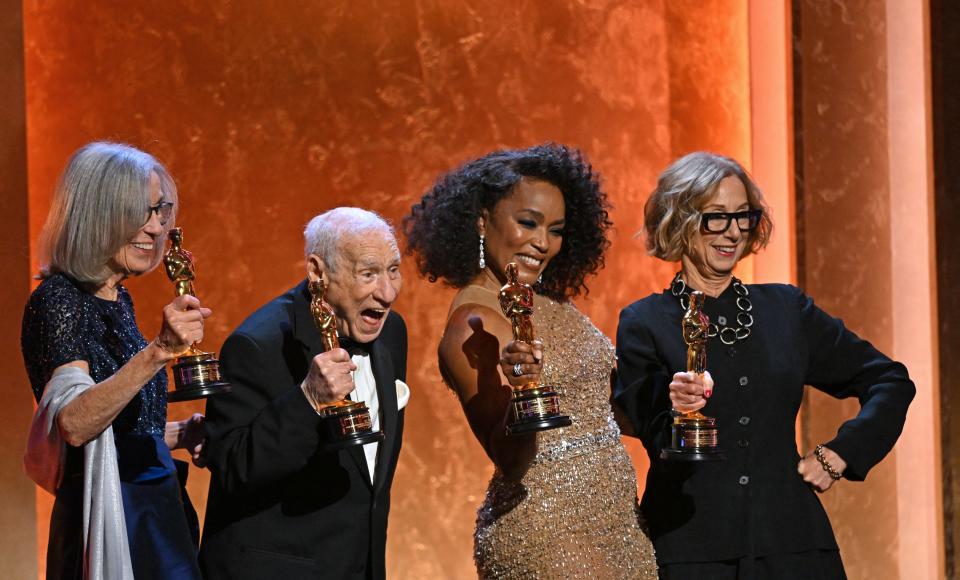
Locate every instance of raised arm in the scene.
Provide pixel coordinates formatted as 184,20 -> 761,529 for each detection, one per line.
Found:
55,294 -> 208,446
439,304 -> 538,480
203,331 -> 339,497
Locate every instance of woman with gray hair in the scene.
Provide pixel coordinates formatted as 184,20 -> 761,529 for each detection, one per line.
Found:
21,142 -> 207,579
614,151 -> 915,579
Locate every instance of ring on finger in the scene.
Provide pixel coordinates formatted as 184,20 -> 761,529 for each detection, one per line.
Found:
512,363 -> 523,377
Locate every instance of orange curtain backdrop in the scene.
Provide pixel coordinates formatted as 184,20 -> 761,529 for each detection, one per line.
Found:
22,1 -> 751,577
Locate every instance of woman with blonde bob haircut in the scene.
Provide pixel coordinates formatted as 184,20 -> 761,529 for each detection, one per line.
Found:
643,151 -> 772,263
613,151 -> 914,578
22,142 -> 208,579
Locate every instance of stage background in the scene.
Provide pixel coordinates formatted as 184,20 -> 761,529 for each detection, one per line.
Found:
0,1 -> 945,578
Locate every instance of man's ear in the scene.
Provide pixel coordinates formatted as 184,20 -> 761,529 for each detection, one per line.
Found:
306,254 -> 328,284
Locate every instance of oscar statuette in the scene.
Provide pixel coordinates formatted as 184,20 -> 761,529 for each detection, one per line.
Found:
163,227 -> 231,402
661,290 -> 725,461
308,278 -> 384,448
499,262 -> 572,435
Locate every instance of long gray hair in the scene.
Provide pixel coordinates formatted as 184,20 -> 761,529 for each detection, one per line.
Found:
39,142 -> 178,284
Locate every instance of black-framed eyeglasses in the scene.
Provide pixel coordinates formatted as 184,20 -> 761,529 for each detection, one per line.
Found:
700,210 -> 762,234
144,201 -> 175,226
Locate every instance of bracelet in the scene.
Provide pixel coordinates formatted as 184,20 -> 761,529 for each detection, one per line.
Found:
814,444 -> 842,481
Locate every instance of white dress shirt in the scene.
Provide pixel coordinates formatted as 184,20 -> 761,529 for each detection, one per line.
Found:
350,352 -> 379,483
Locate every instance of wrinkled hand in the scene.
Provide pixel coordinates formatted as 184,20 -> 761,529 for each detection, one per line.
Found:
301,348 -> 357,409
165,413 -> 207,467
157,295 -> 212,357
668,371 -> 714,414
798,445 -> 846,492
499,339 -> 543,388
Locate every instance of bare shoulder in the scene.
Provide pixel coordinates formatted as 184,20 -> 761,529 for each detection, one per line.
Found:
441,285 -> 511,350
440,302 -> 511,359
438,300 -> 512,402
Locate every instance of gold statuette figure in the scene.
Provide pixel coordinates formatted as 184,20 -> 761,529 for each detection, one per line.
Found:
498,262 -> 572,435
163,227 -> 231,401
309,279 -> 384,448
661,290 -> 724,461
165,227 -> 196,298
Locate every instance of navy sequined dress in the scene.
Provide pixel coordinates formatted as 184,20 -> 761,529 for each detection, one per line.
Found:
21,273 -> 201,580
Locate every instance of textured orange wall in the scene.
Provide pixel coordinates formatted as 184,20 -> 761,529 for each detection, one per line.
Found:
22,1 -> 751,577
794,1 -> 904,578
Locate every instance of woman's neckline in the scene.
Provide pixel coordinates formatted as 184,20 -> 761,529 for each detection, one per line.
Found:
668,273 -> 741,303
677,271 -> 733,298
57,272 -> 123,303
469,268 -> 506,293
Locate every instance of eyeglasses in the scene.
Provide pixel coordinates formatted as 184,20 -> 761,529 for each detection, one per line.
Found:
700,210 -> 762,234
144,201 -> 175,226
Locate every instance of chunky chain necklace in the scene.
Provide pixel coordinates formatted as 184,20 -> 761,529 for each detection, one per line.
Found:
670,272 -> 754,345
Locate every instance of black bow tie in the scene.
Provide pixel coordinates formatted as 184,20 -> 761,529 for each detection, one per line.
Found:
337,336 -> 372,357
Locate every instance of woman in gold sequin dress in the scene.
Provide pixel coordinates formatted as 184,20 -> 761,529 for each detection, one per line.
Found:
405,144 -> 657,579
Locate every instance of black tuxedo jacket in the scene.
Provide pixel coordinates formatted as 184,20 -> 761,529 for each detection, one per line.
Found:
199,281 -> 407,580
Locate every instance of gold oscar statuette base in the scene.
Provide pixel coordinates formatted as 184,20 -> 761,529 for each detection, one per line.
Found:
317,400 -> 385,449
660,411 -> 725,462
168,351 -> 232,402
505,384 -> 572,436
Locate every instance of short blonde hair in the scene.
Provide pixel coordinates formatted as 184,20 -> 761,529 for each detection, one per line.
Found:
643,152 -> 772,262
39,142 -> 178,284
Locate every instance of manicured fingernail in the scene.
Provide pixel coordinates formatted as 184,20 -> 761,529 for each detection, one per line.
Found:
703,389 -> 712,398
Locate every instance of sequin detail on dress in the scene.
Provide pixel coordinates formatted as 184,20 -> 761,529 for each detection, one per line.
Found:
474,295 -> 657,579
21,273 -> 167,436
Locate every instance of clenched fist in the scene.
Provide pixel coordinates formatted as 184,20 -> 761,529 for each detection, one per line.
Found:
156,294 -> 212,357
798,445 -> 846,492
301,348 -> 357,410
668,371 -> 715,414
499,339 -> 543,388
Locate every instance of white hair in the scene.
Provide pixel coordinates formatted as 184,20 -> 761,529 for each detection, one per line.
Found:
39,141 -> 178,284
304,207 -> 395,271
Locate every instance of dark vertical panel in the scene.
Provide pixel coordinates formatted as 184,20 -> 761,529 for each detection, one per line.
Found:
0,1 -> 38,578
931,0 -> 960,575
791,0 -> 807,294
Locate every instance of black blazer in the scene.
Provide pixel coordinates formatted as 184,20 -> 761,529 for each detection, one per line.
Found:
199,281 -> 407,580
614,283 -> 914,565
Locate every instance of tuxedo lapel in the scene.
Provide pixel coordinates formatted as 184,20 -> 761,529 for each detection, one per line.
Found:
290,280 -> 372,486
370,336 -> 398,495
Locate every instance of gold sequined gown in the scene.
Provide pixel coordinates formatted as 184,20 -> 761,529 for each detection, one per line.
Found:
453,287 -> 657,579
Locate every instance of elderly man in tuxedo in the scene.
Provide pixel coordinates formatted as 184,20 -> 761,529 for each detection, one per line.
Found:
200,207 -> 408,580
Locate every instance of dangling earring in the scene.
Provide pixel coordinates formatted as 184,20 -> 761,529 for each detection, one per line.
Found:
478,234 -> 486,270
537,274 -> 543,285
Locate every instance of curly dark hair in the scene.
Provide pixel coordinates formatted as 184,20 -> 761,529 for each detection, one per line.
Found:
404,143 -> 612,301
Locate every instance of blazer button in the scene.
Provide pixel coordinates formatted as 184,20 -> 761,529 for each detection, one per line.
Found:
738,439 -> 749,448
738,475 -> 750,485
739,416 -> 751,426
727,346 -> 738,358
739,376 -> 749,386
